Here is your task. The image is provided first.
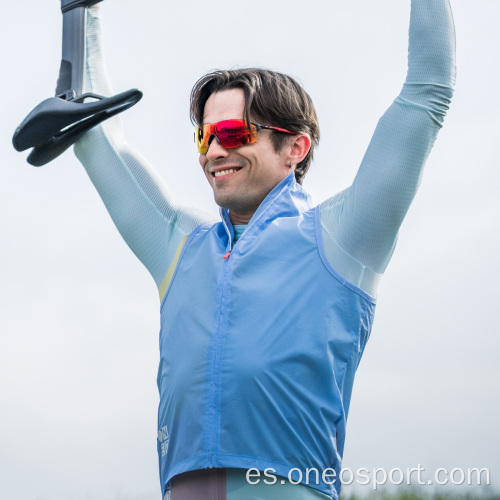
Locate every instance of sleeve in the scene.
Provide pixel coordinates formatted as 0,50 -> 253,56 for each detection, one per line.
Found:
320,0 -> 456,296
73,8 -> 215,293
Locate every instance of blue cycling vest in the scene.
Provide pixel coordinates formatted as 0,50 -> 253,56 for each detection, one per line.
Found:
157,173 -> 376,498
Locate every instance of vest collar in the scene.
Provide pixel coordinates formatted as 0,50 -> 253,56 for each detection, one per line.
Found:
219,172 -> 312,245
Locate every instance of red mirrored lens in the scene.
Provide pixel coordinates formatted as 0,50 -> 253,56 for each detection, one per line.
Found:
196,120 -> 256,154
216,121 -> 254,148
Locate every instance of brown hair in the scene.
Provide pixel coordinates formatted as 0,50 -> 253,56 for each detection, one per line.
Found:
190,68 -> 320,185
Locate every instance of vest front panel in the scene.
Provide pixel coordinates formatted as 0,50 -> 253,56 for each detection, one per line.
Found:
157,176 -> 375,498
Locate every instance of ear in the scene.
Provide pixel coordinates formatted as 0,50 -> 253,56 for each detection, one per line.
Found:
288,134 -> 311,167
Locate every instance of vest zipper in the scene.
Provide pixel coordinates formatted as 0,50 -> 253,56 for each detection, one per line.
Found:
208,214 -> 234,466
207,249 -> 232,467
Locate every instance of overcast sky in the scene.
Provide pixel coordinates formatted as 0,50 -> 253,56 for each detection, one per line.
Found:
1,1 -> 499,499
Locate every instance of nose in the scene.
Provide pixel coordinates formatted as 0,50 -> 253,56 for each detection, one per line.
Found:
205,134 -> 229,161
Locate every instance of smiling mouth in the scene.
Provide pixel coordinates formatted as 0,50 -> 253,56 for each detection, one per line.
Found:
212,167 -> 242,178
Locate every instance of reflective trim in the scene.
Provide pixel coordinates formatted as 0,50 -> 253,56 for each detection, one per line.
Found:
158,235 -> 188,302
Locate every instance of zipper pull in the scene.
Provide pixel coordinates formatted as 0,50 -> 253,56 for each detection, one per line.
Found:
223,252 -> 231,260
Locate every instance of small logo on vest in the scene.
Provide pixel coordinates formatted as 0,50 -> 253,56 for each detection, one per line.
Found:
158,426 -> 169,457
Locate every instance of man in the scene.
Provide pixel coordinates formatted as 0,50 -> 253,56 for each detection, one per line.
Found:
75,1 -> 456,498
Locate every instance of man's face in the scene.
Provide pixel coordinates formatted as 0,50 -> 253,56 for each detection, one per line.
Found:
199,88 -> 294,225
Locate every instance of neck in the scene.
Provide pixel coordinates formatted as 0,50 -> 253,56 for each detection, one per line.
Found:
228,209 -> 254,225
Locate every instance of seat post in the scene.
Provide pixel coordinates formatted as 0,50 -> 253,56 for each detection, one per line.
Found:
56,6 -> 86,97
56,1 -> 103,98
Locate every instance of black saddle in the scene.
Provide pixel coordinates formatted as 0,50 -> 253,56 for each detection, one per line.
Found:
13,89 -> 142,166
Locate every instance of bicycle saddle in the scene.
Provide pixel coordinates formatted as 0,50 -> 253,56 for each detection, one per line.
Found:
12,0 -> 142,166
13,89 -> 142,166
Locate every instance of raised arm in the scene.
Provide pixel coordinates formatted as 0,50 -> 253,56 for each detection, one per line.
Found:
320,0 -> 456,296
74,7 -> 215,296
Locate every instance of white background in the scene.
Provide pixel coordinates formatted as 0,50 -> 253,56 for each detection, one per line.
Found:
1,1 -> 499,499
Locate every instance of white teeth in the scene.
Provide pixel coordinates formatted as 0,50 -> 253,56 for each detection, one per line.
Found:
214,168 -> 239,178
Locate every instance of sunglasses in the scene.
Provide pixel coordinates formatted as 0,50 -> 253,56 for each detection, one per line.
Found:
195,119 -> 296,154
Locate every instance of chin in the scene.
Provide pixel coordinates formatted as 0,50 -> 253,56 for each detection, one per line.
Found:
213,192 -> 234,210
